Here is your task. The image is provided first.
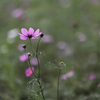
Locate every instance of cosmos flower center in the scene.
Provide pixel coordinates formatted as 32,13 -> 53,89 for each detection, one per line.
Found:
28,35 -> 33,39
29,70 -> 32,74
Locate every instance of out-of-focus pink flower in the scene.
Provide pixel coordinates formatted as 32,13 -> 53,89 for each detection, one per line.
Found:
61,71 -> 74,80
17,44 -> 25,51
19,53 -> 29,62
89,73 -> 96,80
30,57 -> 38,65
11,8 -> 23,18
25,67 -> 34,77
78,33 -> 87,42
41,34 -> 53,43
57,41 -> 68,50
18,28 -> 41,40
89,0 -> 99,6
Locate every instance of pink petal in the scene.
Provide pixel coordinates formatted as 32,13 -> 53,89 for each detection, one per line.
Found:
19,53 -> 28,62
21,28 -> 28,35
18,33 -> 28,40
29,27 -> 34,35
34,29 -> 40,36
30,58 -> 38,65
31,36 -> 38,39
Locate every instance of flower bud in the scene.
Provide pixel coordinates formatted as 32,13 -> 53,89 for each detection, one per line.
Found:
22,44 -> 26,49
40,32 -> 44,38
28,53 -> 31,57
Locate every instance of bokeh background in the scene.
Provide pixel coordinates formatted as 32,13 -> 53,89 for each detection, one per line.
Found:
0,0 -> 100,100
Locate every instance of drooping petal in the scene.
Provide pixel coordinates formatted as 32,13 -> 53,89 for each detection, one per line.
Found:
29,27 -> 34,35
18,33 -> 28,40
33,29 -> 40,36
21,28 -> 28,35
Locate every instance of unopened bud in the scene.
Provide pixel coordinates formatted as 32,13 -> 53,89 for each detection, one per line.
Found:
71,21 -> 78,28
28,53 -> 31,57
22,44 -> 26,49
40,32 -> 44,38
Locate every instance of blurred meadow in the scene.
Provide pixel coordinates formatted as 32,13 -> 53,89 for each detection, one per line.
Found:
0,0 -> 100,100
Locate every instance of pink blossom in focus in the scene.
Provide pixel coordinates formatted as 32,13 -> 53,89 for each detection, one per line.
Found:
41,34 -> 53,43
18,28 -> 41,40
19,53 -> 29,62
11,8 -> 23,18
25,67 -> 34,77
89,73 -> 96,80
62,71 -> 74,80
17,44 -> 25,51
30,57 -> 38,65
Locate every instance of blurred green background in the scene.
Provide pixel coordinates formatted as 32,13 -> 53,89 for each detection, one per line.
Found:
1,0 -> 100,100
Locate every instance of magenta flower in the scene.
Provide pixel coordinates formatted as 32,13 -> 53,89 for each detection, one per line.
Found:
11,8 -> 23,18
30,57 -> 38,65
19,53 -> 29,62
18,28 -> 41,40
89,73 -> 96,80
25,67 -> 34,77
61,71 -> 74,80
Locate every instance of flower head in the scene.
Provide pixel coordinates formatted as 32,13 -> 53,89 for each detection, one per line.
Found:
30,57 -> 38,65
89,73 -> 96,80
11,8 -> 23,18
61,71 -> 74,80
18,28 -> 41,40
19,52 -> 29,62
25,67 -> 34,77
40,32 -> 44,38
17,44 -> 26,51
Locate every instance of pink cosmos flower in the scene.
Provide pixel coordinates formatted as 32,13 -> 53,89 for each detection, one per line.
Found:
89,73 -> 96,80
61,71 -> 74,80
18,28 -> 41,40
57,41 -> 68,50
11,8 -> 23,18
30,57 -> 38,65
78,33 -> 87,42
19,53 -> 29,62
25,67 -> 34,77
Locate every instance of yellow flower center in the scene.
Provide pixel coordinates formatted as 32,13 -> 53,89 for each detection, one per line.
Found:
29,70 -> 32,74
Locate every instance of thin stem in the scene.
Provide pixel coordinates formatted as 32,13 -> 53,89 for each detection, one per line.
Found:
36,37 -> 41,79
24,49 -> 37,78
57,69 -> 61,100
29,39 -> 36,55
37,80 -> 45,100
28,57 -> 37,78
36,37 -> 45,100
40,52 -> 59,68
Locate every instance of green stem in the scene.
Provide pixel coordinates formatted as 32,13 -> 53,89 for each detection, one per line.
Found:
28,58 -> 37,78
37,80 -> 45,100
36,37 -> 45,100
57,69 -> 61,100
36,37 -> 41,79
24,49 -> 37,78
29,39 -> 36,55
